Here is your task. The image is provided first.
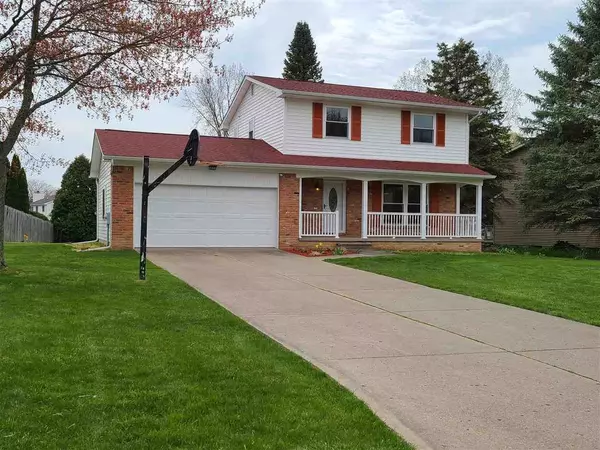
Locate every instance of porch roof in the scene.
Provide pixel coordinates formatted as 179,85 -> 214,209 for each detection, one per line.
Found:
95,129 -> 491,178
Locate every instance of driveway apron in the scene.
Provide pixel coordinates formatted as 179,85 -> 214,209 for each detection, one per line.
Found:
149,248 -> 600,450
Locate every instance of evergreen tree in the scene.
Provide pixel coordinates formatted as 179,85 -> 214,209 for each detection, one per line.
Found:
282,21 -> 323,82
517,0 -> 600,234
425,39 -> 513,224
5,154 -> 29,212
52,155 -> 96,242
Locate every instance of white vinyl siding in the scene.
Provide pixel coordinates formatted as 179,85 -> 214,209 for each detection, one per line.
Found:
97,159 -> 112,243
283,98 -> 469,164
228,83 -> 284,149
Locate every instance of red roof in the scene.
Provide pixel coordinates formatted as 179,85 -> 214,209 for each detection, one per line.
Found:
250,76 -> 480,110
95,129 -> 490,177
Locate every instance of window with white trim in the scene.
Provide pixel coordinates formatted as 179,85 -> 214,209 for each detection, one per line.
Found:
325,106 -> 349,138
413,114 -> 434,144
383,183 -> 423,213
383,184 -> 404,213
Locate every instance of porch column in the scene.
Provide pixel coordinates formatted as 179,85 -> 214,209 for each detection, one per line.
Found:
298,177 -> 303,239
476,182 -> 483,240
420,182 -> 427,239
361,180 -> 368,239
455,184 -> 461,214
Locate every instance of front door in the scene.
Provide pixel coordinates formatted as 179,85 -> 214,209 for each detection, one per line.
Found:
323,181 -> 346,233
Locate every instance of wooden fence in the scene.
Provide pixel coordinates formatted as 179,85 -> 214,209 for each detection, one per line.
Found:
3,206 -> 54,242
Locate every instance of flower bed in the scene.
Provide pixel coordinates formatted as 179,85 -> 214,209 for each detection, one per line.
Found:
285,246 -> 357,257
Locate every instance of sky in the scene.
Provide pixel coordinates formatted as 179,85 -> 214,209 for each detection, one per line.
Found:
27,0 -> 579,187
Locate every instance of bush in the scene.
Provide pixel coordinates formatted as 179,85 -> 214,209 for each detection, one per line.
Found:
52,155 -> 96,242
486,242 -> 600,260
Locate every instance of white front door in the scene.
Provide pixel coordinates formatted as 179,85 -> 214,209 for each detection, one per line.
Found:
323,181 -> 346,233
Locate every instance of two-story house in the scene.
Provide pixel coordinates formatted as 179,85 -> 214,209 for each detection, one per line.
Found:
31,192 -> 55,218
89,76 -> 492,251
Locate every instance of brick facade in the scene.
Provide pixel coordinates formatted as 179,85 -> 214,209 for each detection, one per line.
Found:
371,240 -> 481,252
301,178 -> 322,211
111,166 -> 134,249
345,180 -> 362,237
279,174 -> 300,249
429,183 -> 456,213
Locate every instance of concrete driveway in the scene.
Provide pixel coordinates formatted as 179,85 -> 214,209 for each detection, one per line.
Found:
148,248 -> 600,450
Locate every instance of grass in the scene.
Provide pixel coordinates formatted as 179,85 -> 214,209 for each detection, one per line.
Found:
0,244 -> 411,450
329,252 -> 600,327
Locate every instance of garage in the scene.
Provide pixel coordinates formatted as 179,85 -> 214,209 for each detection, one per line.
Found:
133,183 -> 278,248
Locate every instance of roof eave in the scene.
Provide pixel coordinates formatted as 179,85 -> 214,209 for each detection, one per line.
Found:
102,154 -> 494,180
279,89 -> 485,114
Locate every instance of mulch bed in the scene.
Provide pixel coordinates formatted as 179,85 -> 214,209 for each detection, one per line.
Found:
285,248 -> 357,257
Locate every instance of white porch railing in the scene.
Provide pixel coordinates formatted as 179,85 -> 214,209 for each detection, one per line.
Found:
367,213 -> 421,237
300,211 -> 339,237
426,213 -> 478,238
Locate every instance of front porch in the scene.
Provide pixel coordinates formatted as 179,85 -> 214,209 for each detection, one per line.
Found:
297,177 -> 483,242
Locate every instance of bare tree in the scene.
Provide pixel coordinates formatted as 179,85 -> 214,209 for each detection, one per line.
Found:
28,178 -> 55,198
394,52 -> 523,127
393,58 -> 430,93
182,63 -> 246,137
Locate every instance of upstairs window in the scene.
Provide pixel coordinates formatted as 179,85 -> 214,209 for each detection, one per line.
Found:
413,114 -> 434,144
325,107 -> 349,138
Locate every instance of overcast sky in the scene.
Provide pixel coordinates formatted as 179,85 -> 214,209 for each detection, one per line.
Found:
27,0 -> 578,187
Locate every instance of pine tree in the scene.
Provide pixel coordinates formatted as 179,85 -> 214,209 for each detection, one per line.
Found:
425,39 -> 513,224
517,0 -> 600,234
282,21 -> 323,82
52,155 -> 96,242
5,154 -> 29,212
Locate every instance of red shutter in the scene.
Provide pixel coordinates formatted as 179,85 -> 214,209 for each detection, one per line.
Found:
436,113 -> 446,147
401,110 -> 411,144
312,103 -> 323,138
351,106 -> 362,141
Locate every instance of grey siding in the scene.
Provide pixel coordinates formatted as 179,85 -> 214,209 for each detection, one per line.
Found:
494,149 -> 600,248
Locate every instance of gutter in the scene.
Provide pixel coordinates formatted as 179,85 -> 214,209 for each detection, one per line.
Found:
101,155 -> 495,180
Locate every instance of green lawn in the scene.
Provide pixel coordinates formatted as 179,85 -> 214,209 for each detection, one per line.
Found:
0,244 -> 411,450
330,252 -> 600,326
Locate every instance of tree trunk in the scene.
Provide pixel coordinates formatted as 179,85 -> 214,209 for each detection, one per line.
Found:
0,152 -> 8,269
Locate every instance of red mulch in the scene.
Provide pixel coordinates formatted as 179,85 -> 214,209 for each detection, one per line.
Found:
284,248 -> 357,257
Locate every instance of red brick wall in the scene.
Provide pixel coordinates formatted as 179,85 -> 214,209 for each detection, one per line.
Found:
345,180 -> 362,237
301,178 -> 322,211
111,166 -> 134,249
279,174 -> 300,249
429,183 -> 456,213
372,240 -> 481,252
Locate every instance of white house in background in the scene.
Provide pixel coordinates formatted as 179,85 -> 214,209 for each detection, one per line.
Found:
90,75 -> 493,252
31,192 -> 55,218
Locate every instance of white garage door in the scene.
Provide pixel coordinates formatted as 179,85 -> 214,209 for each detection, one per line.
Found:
134,184 -> 277,248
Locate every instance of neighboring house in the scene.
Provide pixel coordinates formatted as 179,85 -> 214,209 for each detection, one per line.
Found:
31,192 -> 55,218
494,144 -> 600,248
90,76 -> 493,251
